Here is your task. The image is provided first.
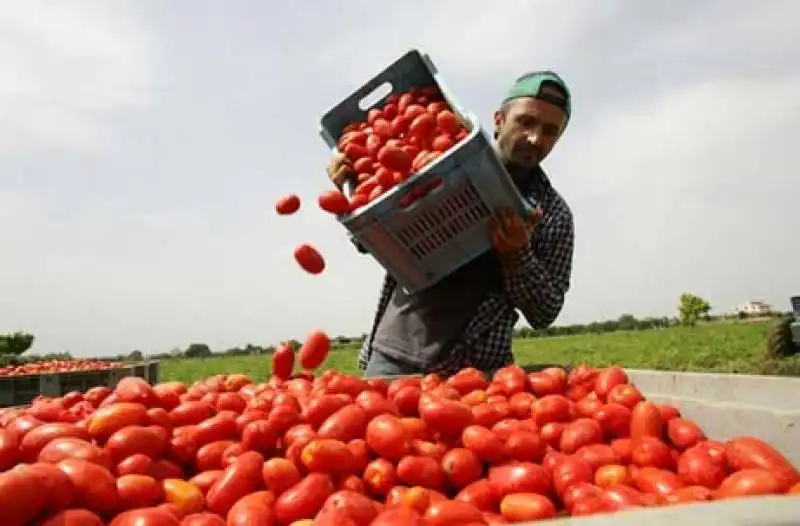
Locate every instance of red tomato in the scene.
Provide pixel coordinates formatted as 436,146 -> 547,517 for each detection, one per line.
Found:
714,468 -> 785,499
666,418 -> 706,450
206,450 -> 265,515
532,395 -> 571,426
321,490 -> 379,526
20,422 -> 89,461
560,418 -> 603,454
500,493 -> 556,522
117,474 -> 164,509
293,244 -> 326,275
301,438 -> 355,474
55,458 -> 118,515
226,491 -> 276,526
419,398 -> 473,436
552,456 -> 593,497
631,436 -> 675,469
423,500 -> 483,526
317,404 -> 367,442
441,448 -> 483,488
677,443 -> 728,488
594,464 -> 632,488
606,383 -> 644,408
363,458 -> 395,495
275,194 -> 300,215
366,413 -> 411,461
724,436 -> 800,491
109,507 -> 180,526
88,402 -> 148,440
271,342 -> 295,380
632,466 -> 685,496
504,430 -> 546,463
318,189 -> 351,215
488,462 -> 551,497
180,513 -> 227,526
397,455 -> 445,489
298,329 -> 330,370
0,429 -> 20,471
274,472 -> 334,524
38,437 -> 111,467
630,401 -> 664,440
163,478 -> 205,515
106,425 -> 168,462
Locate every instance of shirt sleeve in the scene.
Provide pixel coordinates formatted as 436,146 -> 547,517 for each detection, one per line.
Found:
500,205 -> 574,329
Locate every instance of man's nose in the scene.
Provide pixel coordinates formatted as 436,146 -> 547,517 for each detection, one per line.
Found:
525,128 -> 541,145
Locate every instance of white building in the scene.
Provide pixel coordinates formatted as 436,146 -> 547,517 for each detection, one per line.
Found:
733,300 -> 773,317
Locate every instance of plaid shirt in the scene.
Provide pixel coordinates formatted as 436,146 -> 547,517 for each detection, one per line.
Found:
357,168 -> 575,375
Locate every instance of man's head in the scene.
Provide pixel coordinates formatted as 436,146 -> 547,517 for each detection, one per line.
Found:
494,71 -> 571,171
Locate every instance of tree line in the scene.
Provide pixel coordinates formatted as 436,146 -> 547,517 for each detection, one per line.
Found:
2,293 -> 786,365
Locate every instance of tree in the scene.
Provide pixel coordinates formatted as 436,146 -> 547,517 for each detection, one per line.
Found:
185,343 -> 212,358
128,350 -> 144,361
678,293 -> 711,326
0,332 -> 35,356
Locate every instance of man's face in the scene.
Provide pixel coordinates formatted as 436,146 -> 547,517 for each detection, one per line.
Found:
494,93 -> 567,171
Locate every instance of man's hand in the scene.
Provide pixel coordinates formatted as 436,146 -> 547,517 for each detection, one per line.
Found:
490,207 -> 544,255
327,153 -> 355,190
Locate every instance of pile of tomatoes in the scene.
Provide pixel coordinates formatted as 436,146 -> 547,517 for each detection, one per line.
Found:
0,359 -> 126,378
276,85 -> 471,276
1,336 -> 798,526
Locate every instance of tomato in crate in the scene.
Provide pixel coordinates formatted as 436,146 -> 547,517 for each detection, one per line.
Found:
319,49 -> 530,293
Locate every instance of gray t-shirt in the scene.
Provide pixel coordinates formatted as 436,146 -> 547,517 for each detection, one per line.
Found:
372,249 -> 503,368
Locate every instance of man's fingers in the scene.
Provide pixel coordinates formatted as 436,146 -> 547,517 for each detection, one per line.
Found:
331,164 -> 354,189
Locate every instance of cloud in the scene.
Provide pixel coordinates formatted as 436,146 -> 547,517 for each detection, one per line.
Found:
0,1 -> 152,155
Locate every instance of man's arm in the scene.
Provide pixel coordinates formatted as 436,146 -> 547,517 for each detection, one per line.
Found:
500,205 -> 574,328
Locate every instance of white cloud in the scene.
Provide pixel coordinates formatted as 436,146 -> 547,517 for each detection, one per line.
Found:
0,1 -> 151,154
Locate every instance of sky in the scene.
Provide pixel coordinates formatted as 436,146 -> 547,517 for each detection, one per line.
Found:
1,0 -> 798,357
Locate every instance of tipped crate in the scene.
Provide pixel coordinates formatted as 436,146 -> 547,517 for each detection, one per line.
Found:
0,365 -> 136,408
320,49 -> 530,293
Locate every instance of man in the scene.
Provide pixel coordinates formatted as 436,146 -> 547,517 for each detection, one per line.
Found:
328,71 -> 575,377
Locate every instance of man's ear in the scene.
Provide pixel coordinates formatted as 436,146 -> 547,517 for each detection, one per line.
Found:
493,109 -> 504,139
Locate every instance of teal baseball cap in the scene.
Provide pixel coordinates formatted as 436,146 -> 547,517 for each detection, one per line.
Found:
503,71 -> 572,122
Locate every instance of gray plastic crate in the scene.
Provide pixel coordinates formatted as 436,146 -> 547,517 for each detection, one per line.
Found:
319,49 -> 530,293
0,365 -> 136,407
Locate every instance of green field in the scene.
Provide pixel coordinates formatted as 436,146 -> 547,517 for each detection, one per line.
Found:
159,320 -> 800,384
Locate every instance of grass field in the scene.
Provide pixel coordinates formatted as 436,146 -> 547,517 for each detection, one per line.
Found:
159,320 -> 800,384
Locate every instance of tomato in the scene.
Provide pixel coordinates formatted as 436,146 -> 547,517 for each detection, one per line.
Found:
262,457 -> 301,495
562,482 -> 603,512
631,436 -> 674,469
397,455 -> 445,489
270,342 -> 295,380
601,484 -> 648,509
629,401 -> 663,440
560,418 -> 603,453
38,437 -> 111,467
551,456 -> 593,497
206,450 -> 264,515
666,418 -> 706,450
570,496 -> 611,516
539,422 -> 566,448
606,384 -> 644,409
419,398 -> 473,436
499,493 -> 556,522
88,403 -> 148,439
274,472 -> 334,525
366,413 -> 411,461
724,436 -> 800,491
574,443 -> 620,470
189,470 -> 223,494
371,506 -> 424,526
298,330 -> 330,370
453,478 -> 500,511
14,462 -> 74,515
107,425 -> 168,462
488,462 -> 551,497
504,430 -> 546,463
321,490 -> 379,525
301,438 -> 355,474
275,194 -> 300,215
0,429 -> 20,471
423,500 -> 483,525
115,377 -> 155,405
318,189 -> 350,215
117,474 -> 164,509
57,458 -> 119,515
40,509 -> 106,526
20,422 -> 89,461
532,395 -> 571,426
180,513 -> 227,526
664,485 -> 712,504
593,367 -> 628,401
527,371 -> 565,397
294,244 -> 326,275
461,425 -> 504,463
714,468 -> 785,499
109,507 -> 180,526
317,404 -> 368,442
163,478 -> 206,515
632,466 -> 684,497
594,464 -> 632,488
677,444 -> 728,488
170,402 -> 213,427
226,491 -> 275,526
441,448 -> 483,489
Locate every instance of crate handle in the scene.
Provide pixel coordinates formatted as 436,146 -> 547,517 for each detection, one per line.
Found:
358,81 -> 393,112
